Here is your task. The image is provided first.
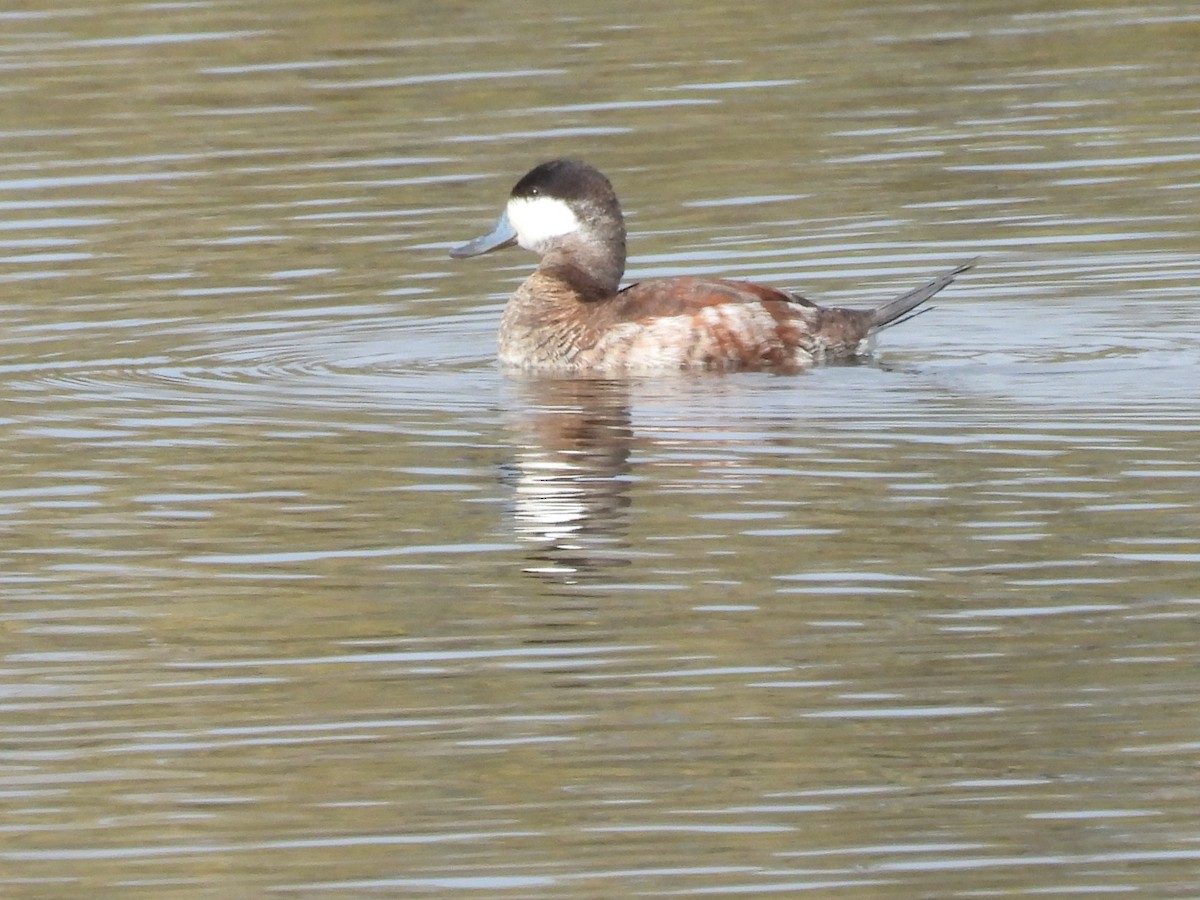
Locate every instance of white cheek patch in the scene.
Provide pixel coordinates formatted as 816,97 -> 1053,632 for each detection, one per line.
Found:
506,196 -> 582,251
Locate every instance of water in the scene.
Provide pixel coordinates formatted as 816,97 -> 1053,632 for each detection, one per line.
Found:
2,0 -> 1199,896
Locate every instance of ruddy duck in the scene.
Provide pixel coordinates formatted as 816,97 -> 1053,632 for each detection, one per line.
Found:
451,159 -> 973,374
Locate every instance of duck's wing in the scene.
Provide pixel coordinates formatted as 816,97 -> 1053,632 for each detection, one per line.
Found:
610,277 -> 813,323
588,277 -> 822,370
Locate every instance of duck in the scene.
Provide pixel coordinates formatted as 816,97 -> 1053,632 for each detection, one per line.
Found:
450,159 -> 973,374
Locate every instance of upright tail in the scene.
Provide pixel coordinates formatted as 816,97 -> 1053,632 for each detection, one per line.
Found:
868,259 -> 977,331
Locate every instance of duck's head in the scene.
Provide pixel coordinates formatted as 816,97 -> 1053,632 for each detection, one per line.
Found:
451,159 -> 627,291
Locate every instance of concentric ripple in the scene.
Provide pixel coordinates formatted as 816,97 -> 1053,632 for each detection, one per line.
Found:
3,304 -> 504,416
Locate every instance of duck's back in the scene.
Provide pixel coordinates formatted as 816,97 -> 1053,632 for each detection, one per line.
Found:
499,275 -> 872,374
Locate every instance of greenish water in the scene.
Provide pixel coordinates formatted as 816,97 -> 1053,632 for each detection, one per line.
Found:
1,1 -> 1198,896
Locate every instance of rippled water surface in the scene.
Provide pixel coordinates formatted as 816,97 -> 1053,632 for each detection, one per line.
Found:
2,1 -> 1199,896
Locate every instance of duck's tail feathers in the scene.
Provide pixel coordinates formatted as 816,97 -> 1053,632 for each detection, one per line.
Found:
868,259 -> 977,331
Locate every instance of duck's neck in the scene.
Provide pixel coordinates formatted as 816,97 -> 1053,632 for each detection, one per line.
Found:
541,235 -> 625,300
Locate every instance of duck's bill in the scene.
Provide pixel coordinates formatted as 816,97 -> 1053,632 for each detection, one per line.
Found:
449,211 -> 517,258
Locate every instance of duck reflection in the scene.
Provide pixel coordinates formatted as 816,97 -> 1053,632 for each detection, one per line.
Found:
504,377 -> 635,583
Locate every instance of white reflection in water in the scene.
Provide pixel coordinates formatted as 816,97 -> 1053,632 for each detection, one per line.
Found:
505,379 -> 635,582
